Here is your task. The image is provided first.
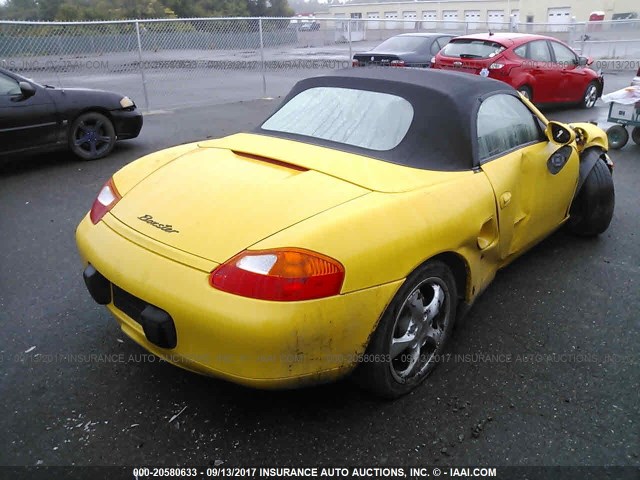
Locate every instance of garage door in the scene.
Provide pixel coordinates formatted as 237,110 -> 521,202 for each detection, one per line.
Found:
403,11 -> 417,30
487,10 -> 505,30
465,10 -> 481,30
367,12 -> 379,30
422,10 -> 437,30
442,10 -> 459,30
548,7 -> 571,32
385,11 -> 398,30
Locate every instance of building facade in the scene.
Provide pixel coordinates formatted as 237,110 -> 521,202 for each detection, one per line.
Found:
327,0 -> 638,30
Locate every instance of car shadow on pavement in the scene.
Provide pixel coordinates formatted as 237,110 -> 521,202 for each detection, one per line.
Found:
0,149 -> 78,176
0,142 -> 140,177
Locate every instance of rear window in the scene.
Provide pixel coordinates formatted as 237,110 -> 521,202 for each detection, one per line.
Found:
372,36 -> 429,52
261,87 -> 414,151
441,39 -> 506,59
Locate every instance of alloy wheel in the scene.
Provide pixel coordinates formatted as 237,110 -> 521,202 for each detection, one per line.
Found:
389,277 -> 450,383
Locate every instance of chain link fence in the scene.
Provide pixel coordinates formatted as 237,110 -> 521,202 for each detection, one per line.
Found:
1,17 -> 639,111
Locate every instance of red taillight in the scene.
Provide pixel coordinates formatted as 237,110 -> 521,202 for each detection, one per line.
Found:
390,60 -> 405,67
210,248 -> 345,301
352,59 -> 360,67
90,178 -> 121,224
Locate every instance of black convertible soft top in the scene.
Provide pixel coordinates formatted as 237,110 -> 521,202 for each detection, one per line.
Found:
257,68 -> 518,171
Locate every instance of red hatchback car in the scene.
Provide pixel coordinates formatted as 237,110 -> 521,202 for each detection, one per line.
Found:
432,33 -> 604,108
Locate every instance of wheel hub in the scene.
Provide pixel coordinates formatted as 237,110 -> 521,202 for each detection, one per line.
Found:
389,279 -> 448,382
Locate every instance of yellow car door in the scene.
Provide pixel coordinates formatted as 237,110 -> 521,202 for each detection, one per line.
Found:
477,93 -> 579,261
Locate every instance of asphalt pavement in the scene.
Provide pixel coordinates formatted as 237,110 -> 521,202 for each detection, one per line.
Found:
0,72 -> 638,474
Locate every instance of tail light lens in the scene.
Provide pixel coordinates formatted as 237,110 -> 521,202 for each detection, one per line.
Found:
390,60 -> 405,67
210,248 -> 345,301
352,59 -> 360,67
90,178 -> 121,224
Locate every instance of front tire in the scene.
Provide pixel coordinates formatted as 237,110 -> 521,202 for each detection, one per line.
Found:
566,158 -> 615,236
581,81 -> 599,109
69,112 -> 116,160
632,126 -> 640,145
354,261 -> 457,398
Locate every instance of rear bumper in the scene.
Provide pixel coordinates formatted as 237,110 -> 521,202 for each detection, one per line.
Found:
111,108 -> 143,140
76,214 -> 402,388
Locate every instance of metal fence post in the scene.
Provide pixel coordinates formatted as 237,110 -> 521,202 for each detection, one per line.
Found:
259,18 -> 266,98
348,19 -> 352,64
135,20 -> 150,111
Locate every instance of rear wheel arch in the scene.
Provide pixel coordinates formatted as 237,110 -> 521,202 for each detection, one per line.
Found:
362,250 -> 470,349
354,258 -> 459,397
428,251 -> 469,303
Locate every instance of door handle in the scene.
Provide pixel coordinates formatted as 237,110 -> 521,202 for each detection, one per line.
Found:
500,192 -> 512,209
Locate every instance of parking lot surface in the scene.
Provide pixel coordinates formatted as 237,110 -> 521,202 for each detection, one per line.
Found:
0,72 -> 638,470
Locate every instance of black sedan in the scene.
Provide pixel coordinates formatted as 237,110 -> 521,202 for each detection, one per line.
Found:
0,68 -> 143,160
352,33 -> 455,68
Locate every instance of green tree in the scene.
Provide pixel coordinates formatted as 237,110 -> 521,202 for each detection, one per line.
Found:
1,0 -> 40,20
0,0 -> 294,21
266,0 -> 293,17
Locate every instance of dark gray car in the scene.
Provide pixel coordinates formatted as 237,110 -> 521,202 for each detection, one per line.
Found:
0,67 -> 142,160
353,33 -> 455,68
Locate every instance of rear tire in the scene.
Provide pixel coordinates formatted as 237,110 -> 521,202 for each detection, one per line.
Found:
632,126 -> 640,145
353,261 -> 457,399
566,158 -> 615,237
607,125 -> 629,150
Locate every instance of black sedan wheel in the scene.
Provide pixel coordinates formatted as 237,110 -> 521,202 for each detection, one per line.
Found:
632,127 -> 640,146
355,261 -> 457,398
69,112 -> 116,160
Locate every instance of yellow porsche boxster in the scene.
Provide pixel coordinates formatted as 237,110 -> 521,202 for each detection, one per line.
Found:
76,68 -> 614,398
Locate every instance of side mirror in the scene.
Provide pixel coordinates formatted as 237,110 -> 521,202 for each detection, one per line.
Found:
577,56 -> 591,67
545,121 -> 575,145
18,81 -> 36,99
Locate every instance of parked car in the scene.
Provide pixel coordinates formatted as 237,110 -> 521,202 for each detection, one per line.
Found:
77,68 -> 614,398
0,67 -> 143,160
432,33 -> 604,108
298,21 -> 320,31
353,33 -> 455,68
